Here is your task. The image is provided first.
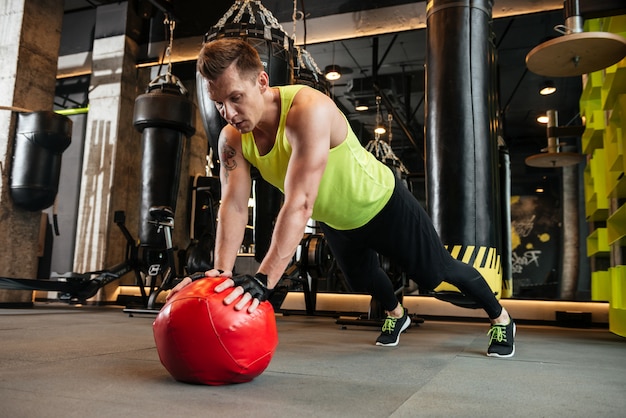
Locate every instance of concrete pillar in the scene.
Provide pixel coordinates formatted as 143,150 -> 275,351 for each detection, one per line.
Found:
0,0 -> 64,305
72,3 -> 143,303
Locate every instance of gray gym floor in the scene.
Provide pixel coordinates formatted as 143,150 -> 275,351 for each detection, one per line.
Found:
1,302 -> 625,418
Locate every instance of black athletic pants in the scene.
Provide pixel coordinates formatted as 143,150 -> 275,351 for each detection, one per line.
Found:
320,178 -> 503,319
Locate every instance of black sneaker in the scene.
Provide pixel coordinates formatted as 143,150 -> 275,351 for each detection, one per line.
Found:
375,308 -> 411,347
487,319 -> 516,358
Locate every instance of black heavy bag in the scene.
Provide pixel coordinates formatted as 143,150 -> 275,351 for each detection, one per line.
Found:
198,3 -> 294,162
195,73 -> 226,168
10,111 -> 72,211
133,80 -> 195,249
426,0 -> 503,299
197,2 -> 294,262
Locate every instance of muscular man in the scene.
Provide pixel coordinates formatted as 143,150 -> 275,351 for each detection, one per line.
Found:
168,38 -> 515,357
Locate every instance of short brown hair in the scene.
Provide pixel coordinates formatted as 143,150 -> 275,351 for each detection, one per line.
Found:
197,38 -> 264,82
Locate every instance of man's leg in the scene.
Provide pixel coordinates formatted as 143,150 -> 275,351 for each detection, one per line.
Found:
442,259 -> 505,320
320,223 -> 411,347
361,179 -> 516,356
320,223 -> 398,309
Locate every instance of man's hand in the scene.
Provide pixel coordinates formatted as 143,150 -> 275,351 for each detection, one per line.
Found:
166,269 -> 231,301
215,273 -> 271,313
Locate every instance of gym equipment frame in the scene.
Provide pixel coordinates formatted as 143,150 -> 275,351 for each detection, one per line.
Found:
0,208 -> 180,312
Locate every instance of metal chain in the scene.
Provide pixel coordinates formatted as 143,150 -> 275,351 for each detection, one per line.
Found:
214,0 -> 289,35
215,1 -> 240,28
147,13 -> 187,95
296,47 -> 322,76
375,96 -> 383,127
164,14 -> 175,75
365,109 -> 408,174
233,1 -> 253,24
257,1 -> 285,30
365,139 -> 409,174
292,0 -> 298,44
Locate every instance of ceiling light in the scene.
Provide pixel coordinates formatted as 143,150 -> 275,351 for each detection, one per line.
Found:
536,114 -> 549,124
374,125 -> 386,135
539,81 -> 556,95
324,65 -> 341,81
354,101 -> 369,111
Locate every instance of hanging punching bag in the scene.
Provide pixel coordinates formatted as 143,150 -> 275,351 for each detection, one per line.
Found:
133,77 -> 195,250
197,1 -> 294,262
425,0 -> 502,301
10,111 -> 72,211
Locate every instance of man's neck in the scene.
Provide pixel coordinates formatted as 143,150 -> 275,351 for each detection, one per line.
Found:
252,88 -> 281,154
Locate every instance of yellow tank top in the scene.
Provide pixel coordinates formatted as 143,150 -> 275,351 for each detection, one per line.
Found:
241,85 -> 394,230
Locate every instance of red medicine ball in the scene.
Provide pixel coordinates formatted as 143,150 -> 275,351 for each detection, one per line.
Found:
153,276 -> 278,385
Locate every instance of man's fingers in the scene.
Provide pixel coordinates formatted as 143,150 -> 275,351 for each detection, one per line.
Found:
221,286 -> 257,311
207,268 -> 231,278
247,298 -> 260,313
222,285 -> 244,305
234,292 -> 253,311
166,277 -> 191,301
214,275 -> 263,312
214,278 -> 235,293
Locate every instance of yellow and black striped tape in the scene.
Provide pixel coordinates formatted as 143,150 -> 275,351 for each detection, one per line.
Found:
434,245 -> 504,299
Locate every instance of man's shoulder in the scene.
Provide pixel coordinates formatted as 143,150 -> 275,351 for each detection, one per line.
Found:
278,84 -> 309,100
278,83 -> 308,91
287,84 -> 332,107
220,124 -> 243,142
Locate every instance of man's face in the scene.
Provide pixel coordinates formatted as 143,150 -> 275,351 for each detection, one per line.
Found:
208,63 -> 263,133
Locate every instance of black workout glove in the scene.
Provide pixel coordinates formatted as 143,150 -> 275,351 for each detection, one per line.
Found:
232,273 -> 271,302
189,272 -> 208,281
189,269 -> 224,282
